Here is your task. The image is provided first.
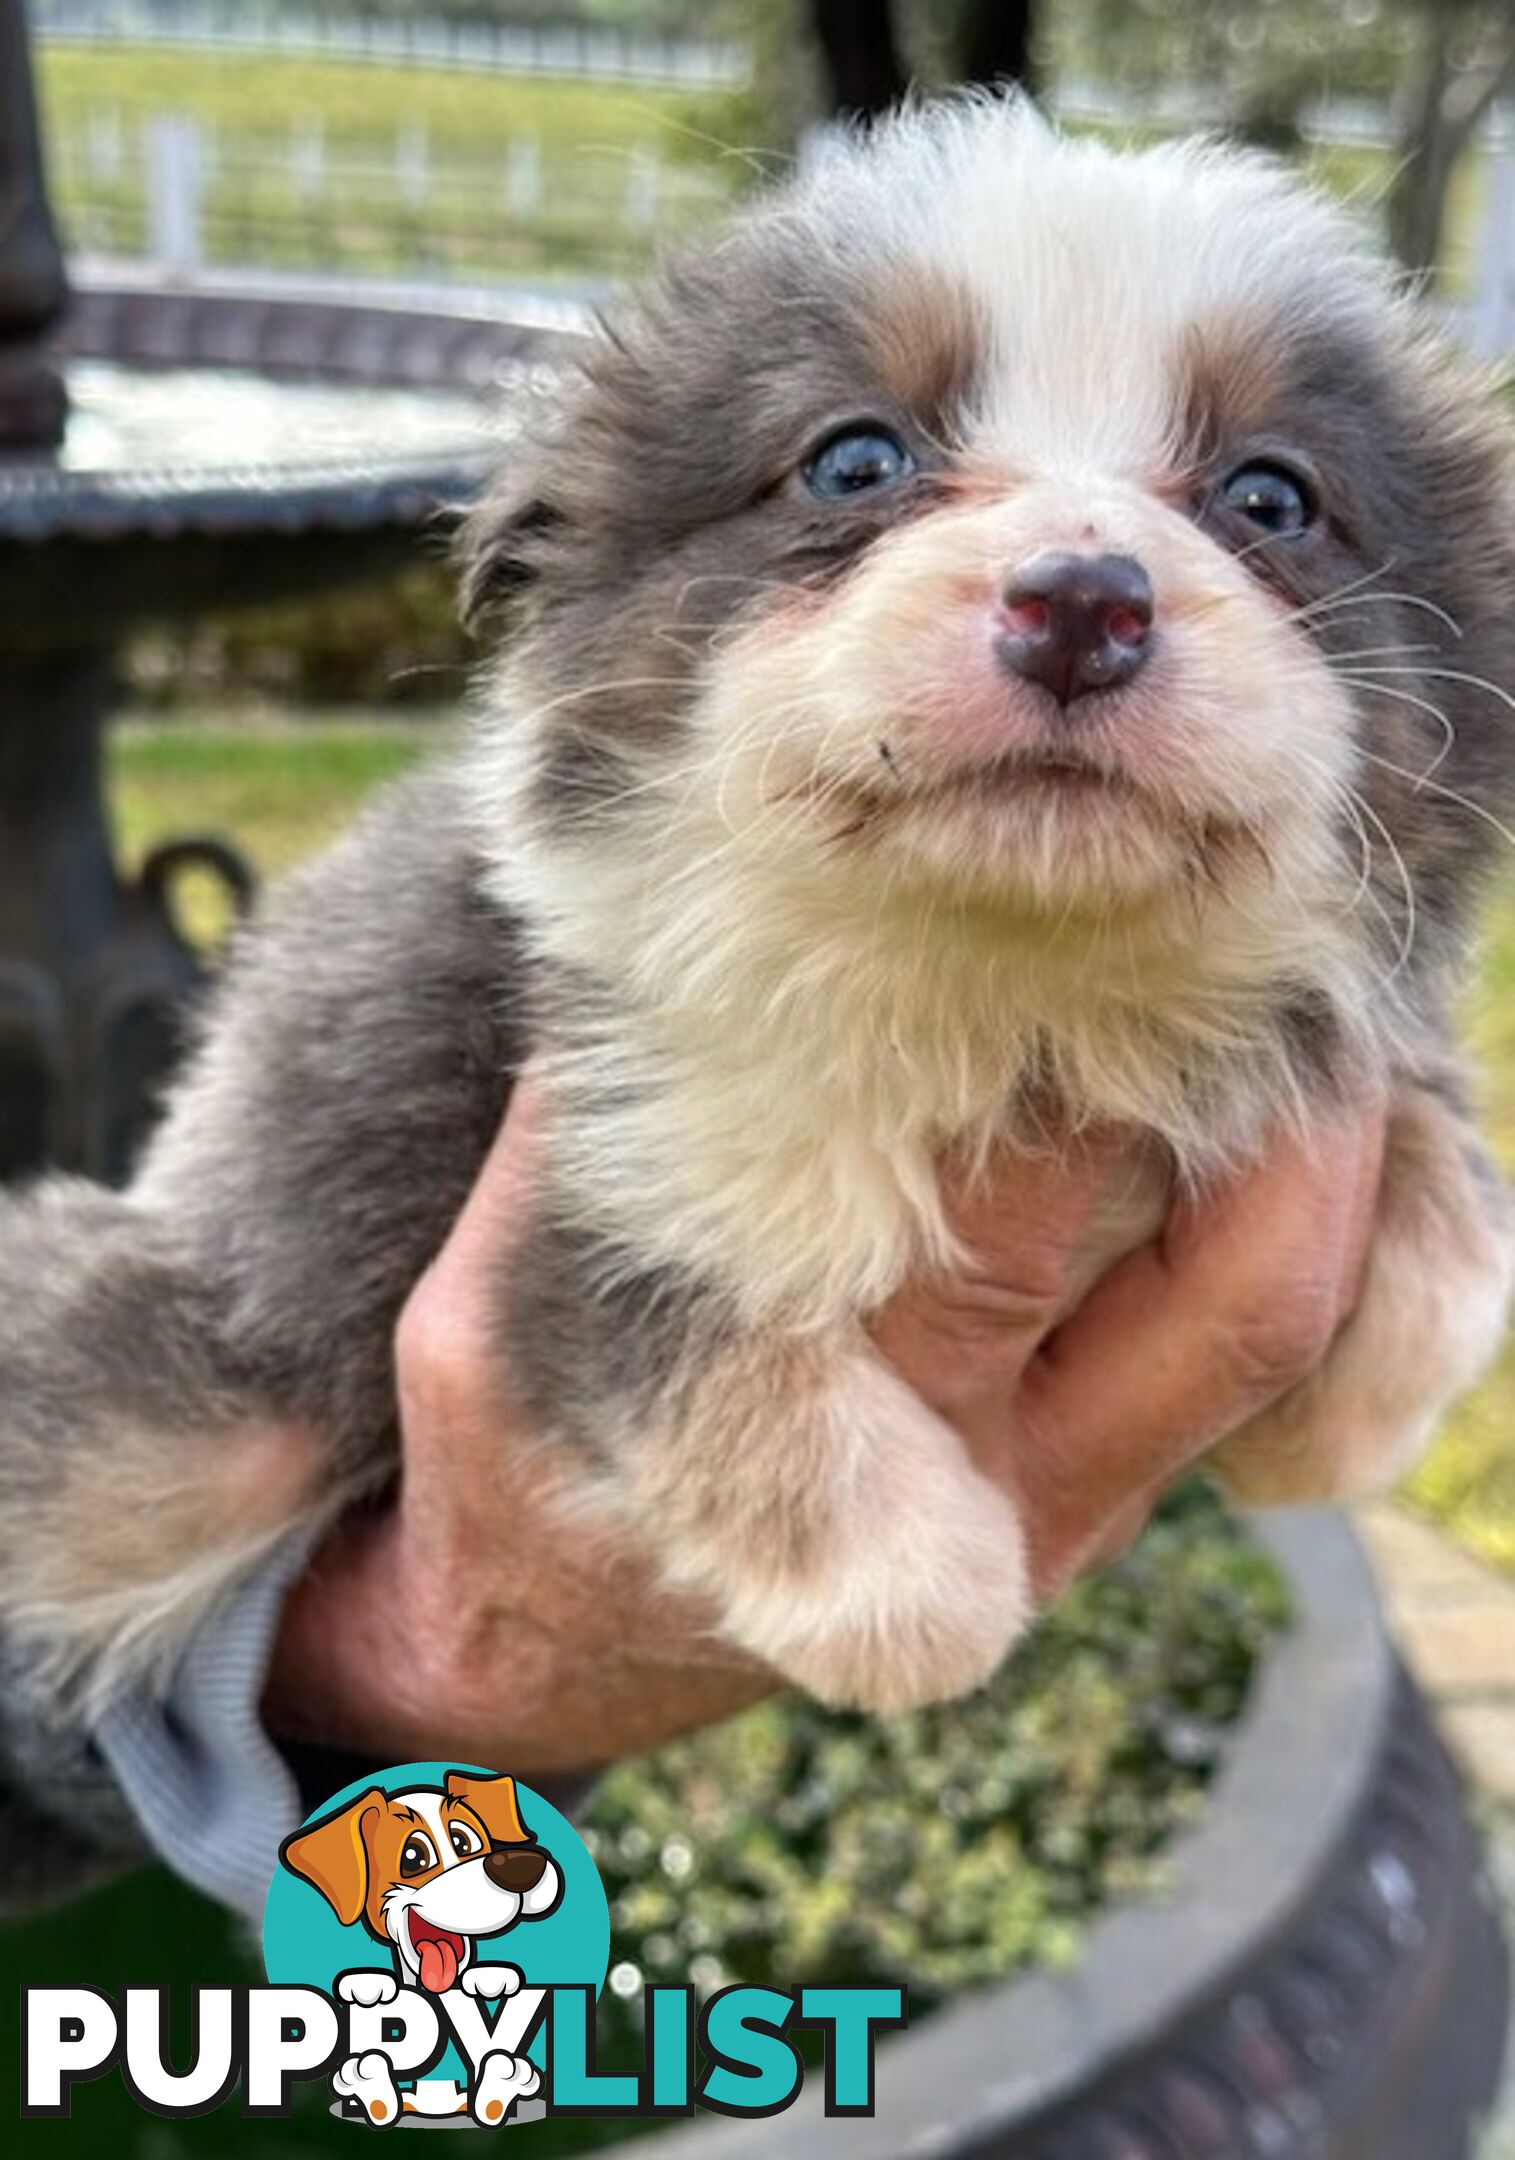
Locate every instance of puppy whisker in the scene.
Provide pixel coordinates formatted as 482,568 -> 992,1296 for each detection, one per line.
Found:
1333,671 -> 1458,777
1354,749 -> 1515,851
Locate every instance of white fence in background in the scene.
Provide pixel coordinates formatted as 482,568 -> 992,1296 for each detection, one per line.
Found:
33,0 -> 751,89
144,114 -> 203,275
1469,147 -> 1515,358
1057,77 -> 1515,155
44,81 -> 1515,351
50,110 -> 730,286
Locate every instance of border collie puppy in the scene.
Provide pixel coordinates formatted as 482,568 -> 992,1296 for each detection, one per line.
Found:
3,98 -> 1512,1715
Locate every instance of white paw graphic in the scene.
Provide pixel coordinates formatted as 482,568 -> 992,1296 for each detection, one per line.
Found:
336,1968 -> 398,2008
471,2050 -> 540,2127
333,2050 -> 401,2126
459,1964 -> 523,2001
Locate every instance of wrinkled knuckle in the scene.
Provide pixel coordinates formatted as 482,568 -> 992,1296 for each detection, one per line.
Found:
1227,1283 -> 1338,1397
394,1278 -> 491,1418
951,1242 -> 1082,1334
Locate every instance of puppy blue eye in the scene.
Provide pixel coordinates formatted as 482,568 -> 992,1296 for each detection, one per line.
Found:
806,425 -> 915,501
1220,461 -> 1315,537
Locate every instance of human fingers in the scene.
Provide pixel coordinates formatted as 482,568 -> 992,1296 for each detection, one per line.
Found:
1010,1104 -> 1387,1595
871,1127 -> 1146,1420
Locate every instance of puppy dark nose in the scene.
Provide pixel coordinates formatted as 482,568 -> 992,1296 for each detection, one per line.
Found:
484,1846 -> 549,1894
997,551 -> 1154,705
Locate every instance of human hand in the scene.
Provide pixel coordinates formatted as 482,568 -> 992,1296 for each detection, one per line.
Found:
873,1108 -> 1385,1603
264,1083 -> 1385,1769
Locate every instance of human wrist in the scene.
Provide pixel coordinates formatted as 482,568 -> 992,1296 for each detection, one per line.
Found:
264,1503 -> 575,1770
262,1506 -> 415,1755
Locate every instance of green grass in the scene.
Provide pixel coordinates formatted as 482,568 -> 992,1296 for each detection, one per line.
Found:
39,46 -> 713,159
38,46 -> 737,278
112,716 -> 436,945
112,714 -> 435,879
38,44 -> 1491,288
108,718 -> 1515,1577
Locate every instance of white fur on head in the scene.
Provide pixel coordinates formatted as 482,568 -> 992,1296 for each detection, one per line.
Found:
788,94 -> 1383,475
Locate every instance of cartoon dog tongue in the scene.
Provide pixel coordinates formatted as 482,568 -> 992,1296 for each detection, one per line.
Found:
412,1919 -> 463,1994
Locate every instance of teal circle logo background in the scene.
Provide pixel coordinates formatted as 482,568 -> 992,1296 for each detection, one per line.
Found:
262,1762 -> 610,2076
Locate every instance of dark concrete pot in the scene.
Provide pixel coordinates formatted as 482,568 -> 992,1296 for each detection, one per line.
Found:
647,1512 -> 1508,2160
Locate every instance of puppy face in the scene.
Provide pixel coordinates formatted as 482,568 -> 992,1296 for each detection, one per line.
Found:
472,101 -> 1514,1010
282,1771 -> 562,1994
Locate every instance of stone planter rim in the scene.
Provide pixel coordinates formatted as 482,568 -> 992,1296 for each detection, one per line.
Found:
636,1508 -> 1392,2158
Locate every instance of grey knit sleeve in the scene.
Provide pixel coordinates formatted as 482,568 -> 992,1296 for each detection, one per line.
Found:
0,1531 -> 316,1927
90,1531 -> 320,1924
1,1533 -> 593,1925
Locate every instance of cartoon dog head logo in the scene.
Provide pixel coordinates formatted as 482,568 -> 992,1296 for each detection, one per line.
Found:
281,1770 -> 563,1996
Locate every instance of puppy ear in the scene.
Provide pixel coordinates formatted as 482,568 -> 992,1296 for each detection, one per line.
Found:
280,1789 -> 385,1927
444,1771 -> 530,1846
459,474 -> 560,630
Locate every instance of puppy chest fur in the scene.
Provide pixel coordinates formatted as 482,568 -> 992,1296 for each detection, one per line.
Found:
1,99 -> 1512,1716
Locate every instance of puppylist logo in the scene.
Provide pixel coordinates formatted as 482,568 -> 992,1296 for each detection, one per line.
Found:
21,1761 -> 907,2128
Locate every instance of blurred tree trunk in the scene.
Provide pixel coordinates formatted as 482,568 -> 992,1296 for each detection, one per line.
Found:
810,0 -> 906,119
810,0 -> 1042,119
959,0 -> 1037,95
1388,1 -> 1515,281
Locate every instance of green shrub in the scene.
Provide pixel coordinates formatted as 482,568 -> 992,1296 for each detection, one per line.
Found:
583,1482 -> 1286,2018
126,563 -> 473,712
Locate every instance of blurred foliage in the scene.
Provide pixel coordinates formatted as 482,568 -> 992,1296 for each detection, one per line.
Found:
729,0 -> 1513,284
584,1484 -> 1286,2014
124,563 -> 472,713
1384,0 -> 1515,273
1408,873 -> 1515,1573
557,1482 -> 1288,2149
1048,0 -> 1416,112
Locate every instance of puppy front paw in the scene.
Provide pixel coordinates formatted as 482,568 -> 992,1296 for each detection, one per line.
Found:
740,1538 -> 1030,1715
336,1969 -> 398,2008
711,1353 -> 1031,1714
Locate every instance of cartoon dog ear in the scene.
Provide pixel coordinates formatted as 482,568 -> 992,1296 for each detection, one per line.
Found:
280,1789 -> 386,1927
444,1771 -> 530,1846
